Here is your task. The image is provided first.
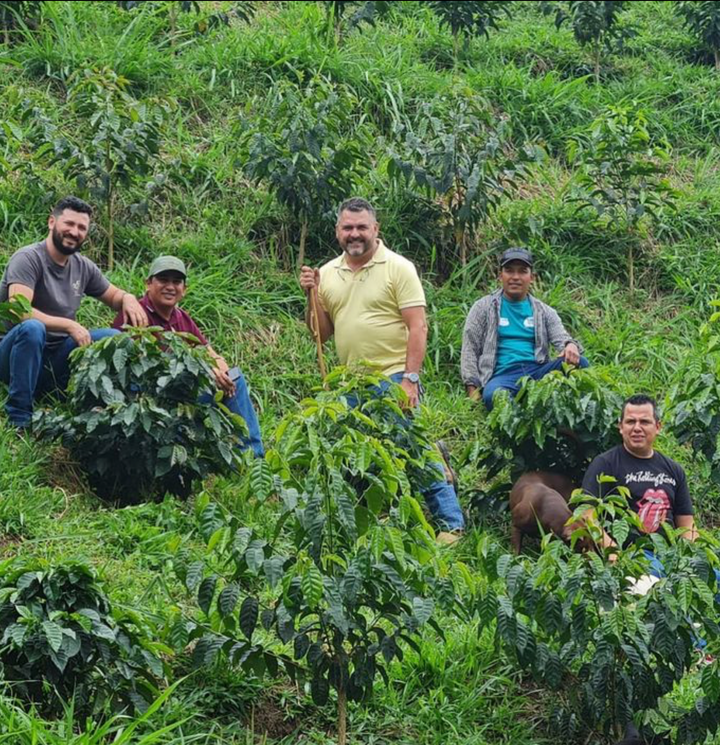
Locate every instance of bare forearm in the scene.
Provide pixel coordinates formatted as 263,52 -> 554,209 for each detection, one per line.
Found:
404,324 -> 427,374
28,309 -> 82,334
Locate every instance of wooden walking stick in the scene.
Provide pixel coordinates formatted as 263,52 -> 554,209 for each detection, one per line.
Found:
308,285 -> 328,386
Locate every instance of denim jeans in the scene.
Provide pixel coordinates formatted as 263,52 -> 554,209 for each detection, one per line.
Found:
198,370 -> 264,458
483,356 -> 590,410
0,320 -> 119,427
342,372 -> 465,532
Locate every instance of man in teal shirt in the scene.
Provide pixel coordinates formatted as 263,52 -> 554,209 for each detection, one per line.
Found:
461,248 -> 589,409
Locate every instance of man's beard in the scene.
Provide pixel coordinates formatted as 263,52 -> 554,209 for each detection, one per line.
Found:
342,239 -> 374,258
52,227 -> 83,256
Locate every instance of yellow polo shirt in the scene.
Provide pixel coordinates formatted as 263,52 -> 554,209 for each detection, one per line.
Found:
318,241 -> 426,376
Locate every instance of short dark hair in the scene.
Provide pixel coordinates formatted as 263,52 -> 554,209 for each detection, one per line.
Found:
621,394 -> 659,422
52,196 -> 93,218
336,197 -> 377,224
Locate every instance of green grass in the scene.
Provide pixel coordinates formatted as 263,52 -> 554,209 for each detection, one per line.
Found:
2,0 -> 720,742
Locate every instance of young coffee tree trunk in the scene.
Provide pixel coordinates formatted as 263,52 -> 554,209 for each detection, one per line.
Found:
337,684 -> 348,745
715,49 -> 720,72
628,241 -> 634,292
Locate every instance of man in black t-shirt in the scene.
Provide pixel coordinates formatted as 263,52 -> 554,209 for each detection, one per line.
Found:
582,393 -> 697,541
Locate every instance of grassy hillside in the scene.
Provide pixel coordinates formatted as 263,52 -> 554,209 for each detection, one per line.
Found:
1,1 -> 720,743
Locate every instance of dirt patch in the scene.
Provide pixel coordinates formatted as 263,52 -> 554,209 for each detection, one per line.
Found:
250,690 -> 301,740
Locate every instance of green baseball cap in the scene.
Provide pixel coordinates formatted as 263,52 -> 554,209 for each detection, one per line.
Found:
148,255 -> 187,279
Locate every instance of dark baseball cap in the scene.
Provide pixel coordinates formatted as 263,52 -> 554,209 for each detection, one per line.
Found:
499,247 -> 534,268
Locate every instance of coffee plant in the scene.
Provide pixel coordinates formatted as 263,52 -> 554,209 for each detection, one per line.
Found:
173,370 -> 471,745
238,78 -> 364,267
478,366 -> 622,486
35,329 -> 242,503
550,1 -> 631,82
388,95 -> 529,268
483,488 -> 720,744
47,67 -> 172,269
0,293 -> 31,325
0,558 -> 164,716
567,105 -> 677,290
671,303 -> 720,490
676,1 -> 720,71
428,1 -> 511,64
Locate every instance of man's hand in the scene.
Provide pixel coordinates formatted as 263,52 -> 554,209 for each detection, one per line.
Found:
400,378 -> 420,409
299,266 -> 320,293
213,367 -> 236,397
562,342 -> 580,366
466,385 -> 480,402
122,294 -> 148,328
68,321 -> 92,347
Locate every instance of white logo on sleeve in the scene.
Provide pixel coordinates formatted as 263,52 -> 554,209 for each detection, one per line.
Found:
499,317 -> 509,327
523,317 -> 534,328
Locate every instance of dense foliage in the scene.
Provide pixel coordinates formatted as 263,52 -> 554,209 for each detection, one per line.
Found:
479,367 -> 623,486
0,559 -> 163,716
36,329 -> 241,503
486,490 -> 720,744
173,371 -> 470,744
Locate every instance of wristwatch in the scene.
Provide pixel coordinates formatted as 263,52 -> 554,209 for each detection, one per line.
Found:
402,372 -> 420,384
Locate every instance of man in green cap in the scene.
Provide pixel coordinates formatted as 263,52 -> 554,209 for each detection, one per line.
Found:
113,256 -> 264,457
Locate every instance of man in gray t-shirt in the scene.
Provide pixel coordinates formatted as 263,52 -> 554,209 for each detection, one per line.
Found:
0,196 -> 147,428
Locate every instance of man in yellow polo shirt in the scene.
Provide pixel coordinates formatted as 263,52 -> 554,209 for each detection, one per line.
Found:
299,197 -> 465,540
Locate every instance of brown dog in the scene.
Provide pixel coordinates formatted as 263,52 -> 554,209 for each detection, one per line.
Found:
509,471 -> 580,554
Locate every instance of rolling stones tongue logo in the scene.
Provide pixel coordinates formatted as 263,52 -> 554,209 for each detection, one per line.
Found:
636,489 -> 671,533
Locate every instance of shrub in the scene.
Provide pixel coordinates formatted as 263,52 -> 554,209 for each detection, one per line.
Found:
0,559 -> 164,715
35,329 -> 242,504
480,366 -> 623,486
671,302 -> 720,487
676,1 -> 720,71
567,105 -> 677,291
484,488 -> 720,743
173,371 -> 471,745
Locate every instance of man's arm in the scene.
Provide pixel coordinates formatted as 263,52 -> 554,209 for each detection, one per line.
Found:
299,266 -> 333,343
400,305 -> 427,408
676,515 -> 698,542
98,284 -> 147,327
544,306 -> 582,364
461,300 -> 488,399
9,283 -> 91,346
206,344 -> 235,397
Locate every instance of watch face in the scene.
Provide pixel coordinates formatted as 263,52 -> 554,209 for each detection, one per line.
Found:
405,373 -> 420,383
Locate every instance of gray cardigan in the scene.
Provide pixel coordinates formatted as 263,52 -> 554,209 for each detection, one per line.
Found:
460,289 -> 581,389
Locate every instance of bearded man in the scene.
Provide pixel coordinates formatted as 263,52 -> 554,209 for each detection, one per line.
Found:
0,196 -> 147,429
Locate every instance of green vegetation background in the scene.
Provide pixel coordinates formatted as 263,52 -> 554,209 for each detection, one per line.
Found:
1,1 -> 719,742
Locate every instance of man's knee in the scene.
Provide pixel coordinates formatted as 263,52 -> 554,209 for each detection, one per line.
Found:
16,319 -> 46,347
482,384 -> 501,410
89,328 -> 120,343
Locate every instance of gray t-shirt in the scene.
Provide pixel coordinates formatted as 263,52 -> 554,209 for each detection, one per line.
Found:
0,240 -> 110,347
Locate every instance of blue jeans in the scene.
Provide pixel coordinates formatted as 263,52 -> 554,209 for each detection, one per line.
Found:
483,356 -> 590,410
343,372 -> 465,532
199,370 -> 264,458
0,320 -> 119,427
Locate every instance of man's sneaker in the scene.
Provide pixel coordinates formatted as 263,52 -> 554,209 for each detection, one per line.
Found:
436,530 -> 463,547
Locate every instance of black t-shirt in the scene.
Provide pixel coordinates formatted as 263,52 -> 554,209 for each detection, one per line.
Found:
582,445 -> 693,534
